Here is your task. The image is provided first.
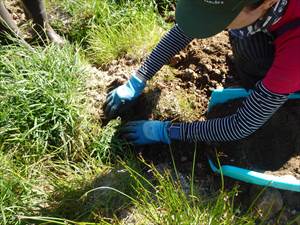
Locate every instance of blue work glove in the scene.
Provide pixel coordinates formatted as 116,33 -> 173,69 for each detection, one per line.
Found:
120,120 -> 171,145
104,74 -> 146,119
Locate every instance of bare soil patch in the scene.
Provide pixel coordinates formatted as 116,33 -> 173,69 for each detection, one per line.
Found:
5,1 -> 25,25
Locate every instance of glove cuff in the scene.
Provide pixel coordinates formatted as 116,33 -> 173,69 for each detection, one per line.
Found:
162,121 -> 171,144
168,123 -> 182,141
129,74 -> 147,93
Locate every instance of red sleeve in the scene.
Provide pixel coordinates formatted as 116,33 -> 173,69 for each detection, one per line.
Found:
262,29 -> 300,94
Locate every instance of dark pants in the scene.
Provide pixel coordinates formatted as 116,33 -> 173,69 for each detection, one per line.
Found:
229,32 -> 275,89
21,0 -> 47,28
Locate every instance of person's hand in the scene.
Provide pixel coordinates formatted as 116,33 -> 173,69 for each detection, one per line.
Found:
120,120 -> 171,145
104,74 -> 146,119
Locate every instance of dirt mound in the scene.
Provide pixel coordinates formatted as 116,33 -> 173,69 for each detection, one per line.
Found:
207,98 -> 300,179
138,32 -> 233,122
170,32 -> 233,95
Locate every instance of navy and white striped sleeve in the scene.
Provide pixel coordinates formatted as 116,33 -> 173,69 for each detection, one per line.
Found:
136,24 -> 193,81
169,82 -> 289,142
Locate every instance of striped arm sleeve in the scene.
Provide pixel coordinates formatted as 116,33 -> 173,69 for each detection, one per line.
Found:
169,82 -> 289,142
136,24 -> 193,81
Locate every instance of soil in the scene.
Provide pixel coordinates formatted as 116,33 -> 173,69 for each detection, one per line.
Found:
1,1 -> 26,32
170,32 -> 232,92
4,1 -> 25,25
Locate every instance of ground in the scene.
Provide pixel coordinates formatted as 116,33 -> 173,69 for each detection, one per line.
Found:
3,0 -> 300,224
86,30 -> 300,222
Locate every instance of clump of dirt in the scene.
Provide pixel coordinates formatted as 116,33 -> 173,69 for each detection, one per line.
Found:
85,56 -> 141,122
170,32 -> 234,95
207,98 -> 300,179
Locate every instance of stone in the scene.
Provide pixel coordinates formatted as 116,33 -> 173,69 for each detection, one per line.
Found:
250,186 -> 283,219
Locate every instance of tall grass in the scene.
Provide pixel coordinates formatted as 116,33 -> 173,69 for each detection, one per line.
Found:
50,0 -> 167,65
48,0 -> 97,44
0,43 -> 91,160
86,0 -> 165,65
0,152 -> 47,224
0,40 -> 127,224
10,156 -> 257,225
119,159 -> 258,225
0,151 -> 108,224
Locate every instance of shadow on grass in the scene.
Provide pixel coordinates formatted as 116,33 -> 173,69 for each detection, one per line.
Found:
37,164 -> 142,223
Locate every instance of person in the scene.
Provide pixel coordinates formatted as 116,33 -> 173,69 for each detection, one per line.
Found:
103,0 -> 300,145
0,0 -> 64,44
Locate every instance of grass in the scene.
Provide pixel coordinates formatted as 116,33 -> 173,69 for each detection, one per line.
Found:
175,90 -> 199,121
0,42 -> 90,160
49,0 -> 167,65
84,157 -> 258,225
10,156 -> 258,225
0,40 -> 123,224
